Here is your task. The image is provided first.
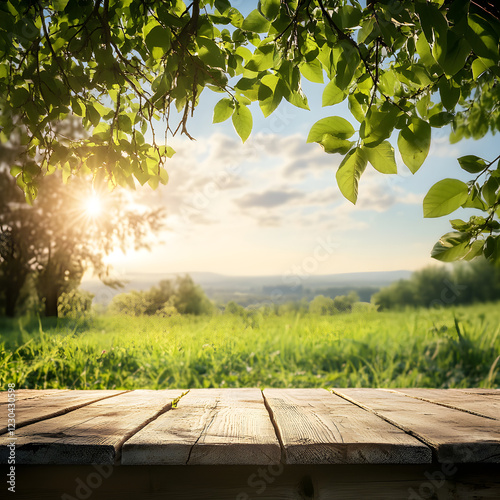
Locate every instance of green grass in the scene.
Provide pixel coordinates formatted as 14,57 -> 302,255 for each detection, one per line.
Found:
1,302 -> 499,390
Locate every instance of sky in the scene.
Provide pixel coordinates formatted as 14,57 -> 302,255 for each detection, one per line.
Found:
92,76 -> 498,280
85,2 -> 499,280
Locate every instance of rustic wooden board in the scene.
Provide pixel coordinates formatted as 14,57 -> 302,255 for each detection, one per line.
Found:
0,390 -> 128,434
0,389 -> 68,404
457,388 -> 500,396
122,388 -> 281,465
382,388 -> 500,420
0,390 -> 184,465
263,388 -> 431,464
333,388 -> 500,463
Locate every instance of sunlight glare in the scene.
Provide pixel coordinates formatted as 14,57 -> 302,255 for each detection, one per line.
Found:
85,193 -> 102,218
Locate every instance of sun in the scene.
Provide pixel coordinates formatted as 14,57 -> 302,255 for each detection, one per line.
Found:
84,192 -> 103,218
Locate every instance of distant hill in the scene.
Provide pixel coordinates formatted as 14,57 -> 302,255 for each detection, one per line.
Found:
82,270 -> 412,306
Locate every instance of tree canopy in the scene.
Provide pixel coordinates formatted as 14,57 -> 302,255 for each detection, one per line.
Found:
1,0 -> 500,264
0,171 -> 165,316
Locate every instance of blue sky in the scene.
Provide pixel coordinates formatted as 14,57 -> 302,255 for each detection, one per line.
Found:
98,74 -> 498,278
92,1 -> 498,279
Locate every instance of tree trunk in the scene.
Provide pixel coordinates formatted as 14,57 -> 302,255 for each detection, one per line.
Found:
44,286 -> 59,317
5,288 -> 18,317
2,269 -> 27,317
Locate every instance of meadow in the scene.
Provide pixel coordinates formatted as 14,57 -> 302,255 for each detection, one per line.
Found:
1,302 -> 499,390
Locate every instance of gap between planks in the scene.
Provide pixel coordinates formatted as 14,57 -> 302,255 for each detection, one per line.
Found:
115,390 -> 190,463
261,389 -> 286,464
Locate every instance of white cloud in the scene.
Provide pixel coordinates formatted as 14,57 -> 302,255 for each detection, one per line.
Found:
130,132 -> 420,237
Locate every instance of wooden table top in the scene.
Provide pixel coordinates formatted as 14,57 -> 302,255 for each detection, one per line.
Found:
0,388 -> 498,466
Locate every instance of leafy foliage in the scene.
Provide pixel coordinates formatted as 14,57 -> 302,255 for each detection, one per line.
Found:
1,0 -> 499,263
0,171 -> 164,316
372,258 -> 500,310
108,275 -> 213,316
309,291 -> 359,314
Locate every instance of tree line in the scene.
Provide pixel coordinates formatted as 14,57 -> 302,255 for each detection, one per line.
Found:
372,258 -> 500,310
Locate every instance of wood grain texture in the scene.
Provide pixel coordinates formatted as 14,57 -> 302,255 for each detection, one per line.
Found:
457,389 -> 500,396
0,390 -> 128,434
263,388 -> 431,464
122,388 -> 281,465
0,390 -> 184,465
0,389 -> 68,404
382,388 -> 500,420
333,388 -> 500,463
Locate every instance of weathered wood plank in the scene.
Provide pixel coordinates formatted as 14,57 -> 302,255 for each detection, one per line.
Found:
0,389 -> 68,404
122,388 -> 281,465
0,390 -> 184,465
382,388 -> 500,420
333,388 -> 500,463
0,390 -> 128,434
457,388 -> 500,396
263,388 -> 431,464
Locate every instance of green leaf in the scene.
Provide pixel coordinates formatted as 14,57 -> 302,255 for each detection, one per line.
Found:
11,88 -> 30,107
287,90 -> 309,110
482,176 -> 500,206
10,165 -> 23,177
299,60 -> 324,84
322,80 -> 347,106
429,111 -> 454,128
259,78 -> 285,117
348,92 -> 369,123
450,219 -> 470,232
415,2 -> 447,45
245,45 -> 274,72
397,118 -> 431,173
467,14 -> 499,61
462,186 -> 488,210
159,145 -> 175,158
197,37 -> 225,68
362,141 -> 397,174
242,9 -> 270,33
463,240 -> 484,261
484,236 -> 500,266
423,178 -> 469,218
360,107 -> 399,147
458,155 -> 486,174
319,135 -> 353,155
307,116 -> 355,143
134,169 -> 150,186
335,42 -> 360,90
145,26 -> 172,57
436,31 -> 471,77
85,104 -> 100,127
259,0 -> 280,20
438,79 -> 460,111
53,0 -> 69,11
336,147 -> 367,204
471,57 -> 489,80
213,98 -> 234,123
232,104 -> 252,143
431,232 -> 471,262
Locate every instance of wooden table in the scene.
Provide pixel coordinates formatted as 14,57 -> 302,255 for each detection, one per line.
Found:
1,388 -> 499,499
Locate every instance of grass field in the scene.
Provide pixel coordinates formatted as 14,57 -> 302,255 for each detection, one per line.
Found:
1,302 -> 499,390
